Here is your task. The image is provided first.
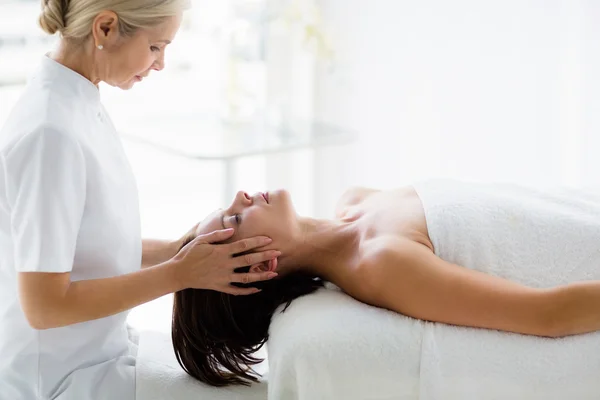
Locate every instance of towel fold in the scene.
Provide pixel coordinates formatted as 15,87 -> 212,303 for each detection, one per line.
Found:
419,322 -> 600,400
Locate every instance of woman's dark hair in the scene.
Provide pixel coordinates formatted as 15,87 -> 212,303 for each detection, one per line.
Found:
171,237 -> 324,387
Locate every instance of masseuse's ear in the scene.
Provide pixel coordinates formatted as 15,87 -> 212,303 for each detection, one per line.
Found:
91,11 -> 120,49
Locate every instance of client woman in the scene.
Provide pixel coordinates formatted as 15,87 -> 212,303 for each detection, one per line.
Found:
172,179 -> 600,387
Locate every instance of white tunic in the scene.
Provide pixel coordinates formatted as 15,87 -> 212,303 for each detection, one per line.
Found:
0,55 -> 141,400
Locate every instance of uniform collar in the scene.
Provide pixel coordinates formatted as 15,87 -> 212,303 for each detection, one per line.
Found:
39,54 -> 101,105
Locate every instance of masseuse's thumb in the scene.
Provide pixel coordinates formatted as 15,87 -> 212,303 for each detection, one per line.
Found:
194,228 -> 235,245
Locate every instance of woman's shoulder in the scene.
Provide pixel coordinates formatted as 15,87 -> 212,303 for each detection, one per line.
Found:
359,236 -> 417,262
345,236 -> 425,300
1,86 -> 87,156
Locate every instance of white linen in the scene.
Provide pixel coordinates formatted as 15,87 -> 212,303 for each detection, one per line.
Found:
268,285 -> 423,400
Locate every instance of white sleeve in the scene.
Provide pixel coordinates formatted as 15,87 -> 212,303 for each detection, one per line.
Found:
3,126 -> 86,273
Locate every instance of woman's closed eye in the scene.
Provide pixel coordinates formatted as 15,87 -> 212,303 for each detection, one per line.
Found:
150,46 -> 160,52
221,213 -> 241,229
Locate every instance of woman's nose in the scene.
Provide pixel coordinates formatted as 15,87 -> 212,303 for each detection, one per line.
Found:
234,191 -> 252,205
152,56 -> 165,72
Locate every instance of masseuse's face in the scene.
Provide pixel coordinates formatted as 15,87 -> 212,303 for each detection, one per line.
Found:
92,12 -> 182,90
197,189 -> 299,249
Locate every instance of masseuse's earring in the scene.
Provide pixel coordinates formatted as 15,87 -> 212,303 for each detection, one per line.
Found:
97,44 -> 103,50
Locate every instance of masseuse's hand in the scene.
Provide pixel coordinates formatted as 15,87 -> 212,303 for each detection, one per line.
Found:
172,228 -> 280,295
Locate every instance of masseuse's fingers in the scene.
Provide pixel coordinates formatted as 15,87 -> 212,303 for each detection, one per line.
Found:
224,236 -> 273,255
230,271 -> 278,284
175,229 -> 280,293
194,228 -> 235,244
229,249 -> 281,269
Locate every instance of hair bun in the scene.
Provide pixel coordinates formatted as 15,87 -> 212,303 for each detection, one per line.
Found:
38,0 -> 66,35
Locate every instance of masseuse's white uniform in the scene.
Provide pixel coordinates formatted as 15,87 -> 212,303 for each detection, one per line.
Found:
0,55 -> 140,400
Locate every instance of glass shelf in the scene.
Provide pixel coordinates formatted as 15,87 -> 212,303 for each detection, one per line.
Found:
118,113 -> 357,160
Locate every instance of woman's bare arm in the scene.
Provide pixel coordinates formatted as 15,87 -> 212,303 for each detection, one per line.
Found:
142,239 -> 181,268
18,261 -> 181,330
355,237 -> 600,338
141,223 -> 199,268
18,230 -> 279,330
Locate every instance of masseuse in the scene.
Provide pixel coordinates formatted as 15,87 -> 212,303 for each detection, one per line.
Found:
0,1 -> 279,399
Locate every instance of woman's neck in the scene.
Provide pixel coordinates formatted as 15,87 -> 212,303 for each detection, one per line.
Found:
50,40 -> 100,86
276,217 -> 362,283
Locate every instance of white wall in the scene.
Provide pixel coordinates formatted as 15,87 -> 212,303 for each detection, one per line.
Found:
314,0 -> 600,194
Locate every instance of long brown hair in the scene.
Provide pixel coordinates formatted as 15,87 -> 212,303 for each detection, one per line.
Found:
171,240 -> 323,387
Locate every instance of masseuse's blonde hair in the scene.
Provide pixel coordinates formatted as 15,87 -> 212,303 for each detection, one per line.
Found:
38,0 -> 189,39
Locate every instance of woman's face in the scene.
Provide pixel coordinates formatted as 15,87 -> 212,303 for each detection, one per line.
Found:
95,13 -> 182,89
197,189 -> 299,248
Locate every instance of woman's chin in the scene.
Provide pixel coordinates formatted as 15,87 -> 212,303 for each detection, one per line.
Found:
118,83 -> 135,90
274,189 -> 290,197
117,78 -> 137,90
270,189 -> 294,206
